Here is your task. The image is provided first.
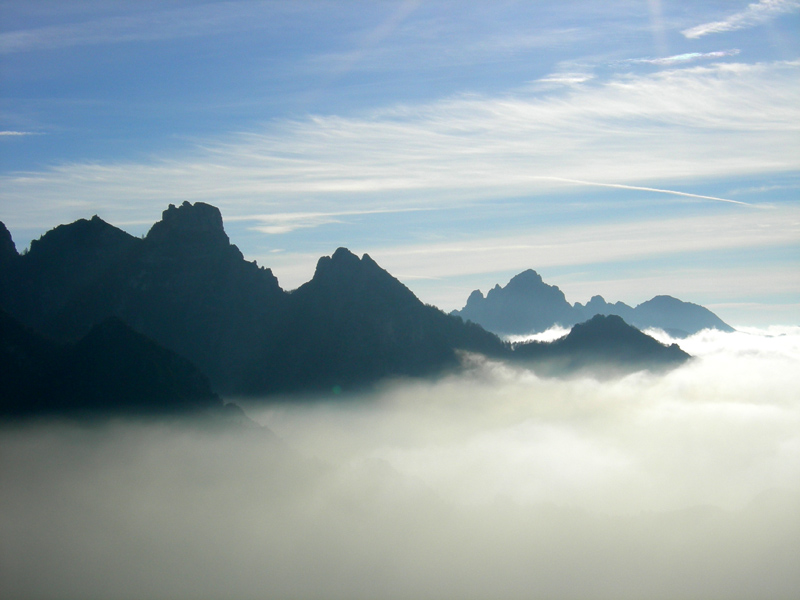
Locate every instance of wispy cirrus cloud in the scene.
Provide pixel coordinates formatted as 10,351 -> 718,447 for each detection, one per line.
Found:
229,207 -> 438,235
258,202 -> 800,305
682,0 -> 800,39
2,59 -> 797,234
619,49 -> 740,66
368,205 -> 799,281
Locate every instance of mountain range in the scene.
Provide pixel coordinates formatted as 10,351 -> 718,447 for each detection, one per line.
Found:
453,269 -> 734,337
1,202 -> 691,416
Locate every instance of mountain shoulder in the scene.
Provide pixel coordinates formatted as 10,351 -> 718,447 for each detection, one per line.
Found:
511,314 -> 690,377
0,308 -> 228,419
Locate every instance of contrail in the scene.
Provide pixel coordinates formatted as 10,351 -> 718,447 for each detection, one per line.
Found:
537,176 -> 752,206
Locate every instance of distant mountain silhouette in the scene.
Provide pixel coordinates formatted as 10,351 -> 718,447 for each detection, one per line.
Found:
607,295 -> 733,337
454,270 -> 733,337
1,203 -> 695,402
458,270 -> 576,335
0,308 -> 223,418
511,314 -> 690,377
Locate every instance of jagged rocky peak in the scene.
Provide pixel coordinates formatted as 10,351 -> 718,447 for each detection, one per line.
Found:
312,247 -> 386,280
329,246 -> 362,266
578,295 -> 612,312
484,269 -> 566,302
504,269 -> 544,291
304,247 -> 419,307
464,289 -> 485,308
312,247 -> 356,280
0,222 -> 18,263
145,201 -> 230,249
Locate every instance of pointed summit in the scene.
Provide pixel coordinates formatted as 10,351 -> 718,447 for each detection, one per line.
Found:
145,201 -> 230,250
2,216 -> 140,330
26,215 -> 138,262
282,247 -> 505,393
305,247 -> 417,305
313,247 -> 362,279
454,270 -> 578,334
464,289 -> 485,310
504,269 -> 544,291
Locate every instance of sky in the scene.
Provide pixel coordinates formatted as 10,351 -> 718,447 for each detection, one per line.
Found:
0,0 -> 798,326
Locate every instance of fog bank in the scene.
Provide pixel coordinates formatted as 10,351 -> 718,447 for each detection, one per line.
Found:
1,327 -> 799,599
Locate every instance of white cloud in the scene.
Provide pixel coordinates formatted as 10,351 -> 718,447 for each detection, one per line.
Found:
682,0 -> 800,39
364,204 -> 800,285
230,207 -> 439,235
620,49 -> 741,66
3,328 -> 797,599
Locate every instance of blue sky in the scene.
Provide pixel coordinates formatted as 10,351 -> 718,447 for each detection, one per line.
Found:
1,1 -> 798,326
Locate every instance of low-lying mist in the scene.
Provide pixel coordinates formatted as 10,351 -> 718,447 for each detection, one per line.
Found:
2,327 -> 799,599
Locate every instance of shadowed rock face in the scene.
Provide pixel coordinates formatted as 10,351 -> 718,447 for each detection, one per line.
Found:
511,314 -> 691,377
0,215 -> 142,331
265,248 -> 507,393
145,201 -> 229,251
454,270 -> 733,337
0,308 -> 221,418
0,202 -> 286,394
0,222 -> 17,265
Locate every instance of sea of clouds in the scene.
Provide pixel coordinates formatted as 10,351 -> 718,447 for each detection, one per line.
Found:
1,326 -> 799,599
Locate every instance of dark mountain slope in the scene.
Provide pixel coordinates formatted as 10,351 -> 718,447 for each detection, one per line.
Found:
109,202 -> 287,391
0,216 -> 141,332
0,206 -> 506,396
512,314 -> 690,377
0,222 -> 17,266
248,248 -> 508,393
0,309 -> 222,418
1,202 -> 287,393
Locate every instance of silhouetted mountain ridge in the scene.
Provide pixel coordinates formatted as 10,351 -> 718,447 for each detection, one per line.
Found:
461,269 -> 576,334
454,270 -> 733,337
0,308 -> 223,418
0,204 -> 506,396
511,314 -> 690,377
1,202 -> 693,404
